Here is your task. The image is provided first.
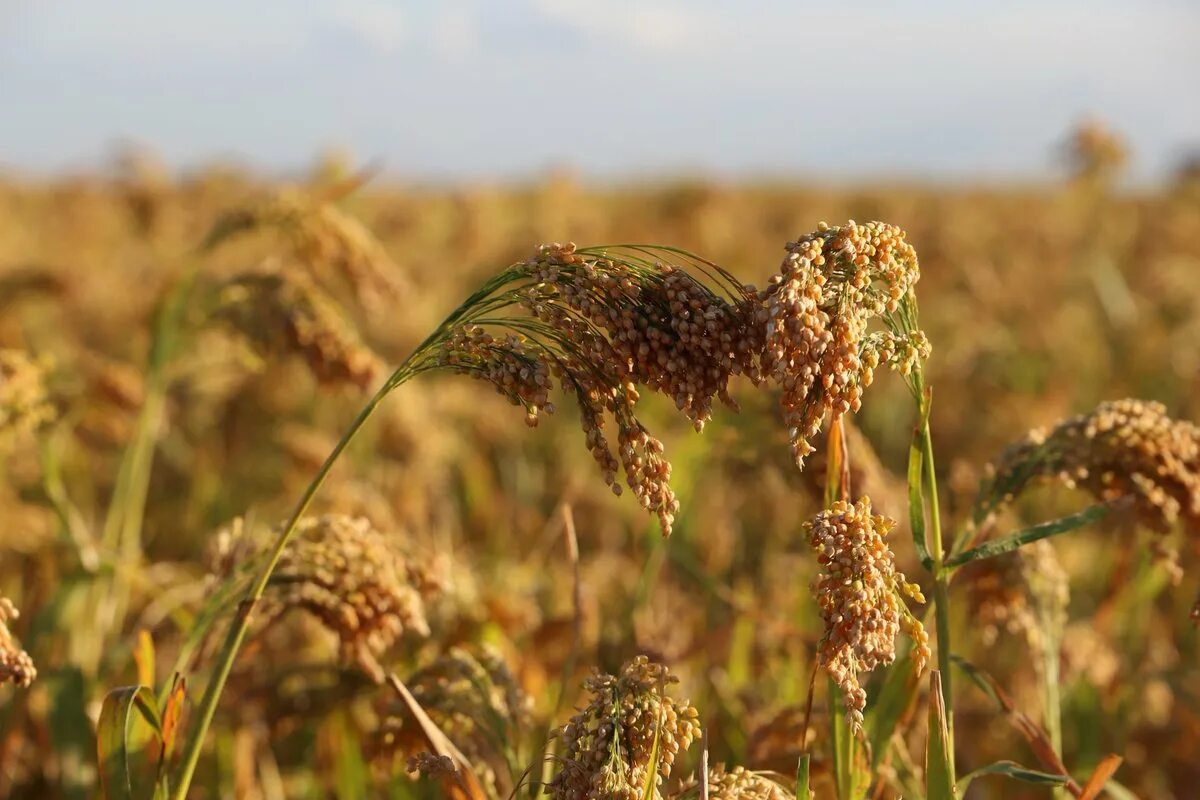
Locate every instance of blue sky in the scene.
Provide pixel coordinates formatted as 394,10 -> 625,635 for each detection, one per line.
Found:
1,1 -> 1197,182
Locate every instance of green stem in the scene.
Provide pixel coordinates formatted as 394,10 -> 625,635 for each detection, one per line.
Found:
170,380 -> 391,799
88,267 -> 199,676
920,391 -> 957,789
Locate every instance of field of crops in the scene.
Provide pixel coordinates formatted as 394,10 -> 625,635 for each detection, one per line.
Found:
1,134 -> 1199,799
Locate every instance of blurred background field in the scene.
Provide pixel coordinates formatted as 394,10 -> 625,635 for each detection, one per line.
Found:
1,140 -> 1198,797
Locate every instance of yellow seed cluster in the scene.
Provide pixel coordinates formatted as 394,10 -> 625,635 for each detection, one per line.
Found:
990,399 -> 1200,535
268,515 -> 439,682
214,269 -> 383,390
677,766 -> 795,800
547,656 -> 701,800
804,497 -> 929,731
0,349 -> 55,449
762,222 -> 926,467
0,597 -> 36,688
441,327 -> 555,428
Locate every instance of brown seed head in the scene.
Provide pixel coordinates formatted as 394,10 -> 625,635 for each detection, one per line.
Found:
986,399 -> 1200,536
547,656 -> 701,800
205,189 -> 408,309
375,646 -> 531,793
804,497 -> 928,731
761,222 -> 926,467
266,515 -> 438,682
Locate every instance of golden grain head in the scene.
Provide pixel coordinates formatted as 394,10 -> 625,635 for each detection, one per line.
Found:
374,645 -> 530,792
206,189 -> 409,309
987,398 -> 1200,537
263,515 -> 439,682
804,496 -> 929,731
547,656 -> 701,800
762,221 -> 926,468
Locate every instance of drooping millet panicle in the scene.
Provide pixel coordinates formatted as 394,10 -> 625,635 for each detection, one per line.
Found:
439,327 -> 555,428
546,656 -> 701,800
675,765 -> 796,800
0,349 -> 56,449
0,597 -> 36,688
433,241 -> 762,534
213,269 -> 383,390
984,399 -> 1200,536
429,225 -> 922,533
804,497 -> 929,731
982,398 -> 1200,620
209,515 -> 440,683
204,188 -> 409,310
760,222 -> 928,467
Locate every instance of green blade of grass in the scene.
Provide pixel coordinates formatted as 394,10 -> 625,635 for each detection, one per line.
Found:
957,761 -> 1070,797
926,671 -> 955,800
97,685 -> 162,800
944,503 -> 1111,569
908,424 -> 933,570
866,651 -> 920,771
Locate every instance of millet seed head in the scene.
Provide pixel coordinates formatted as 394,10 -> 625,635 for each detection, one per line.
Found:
804,496 -> 929,732
547,656 -> 701,800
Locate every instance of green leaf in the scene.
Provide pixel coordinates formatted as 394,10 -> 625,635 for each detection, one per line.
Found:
908,425 -> 933,570
945,503 -> 1110,569
958,761 -> 1069,797
642,673 -> 667,800
866,651 -> 920,771
97,685 -> 162,800
828,680 -> 869,800
926,671 -> 956,800
795,753 -> 811,800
